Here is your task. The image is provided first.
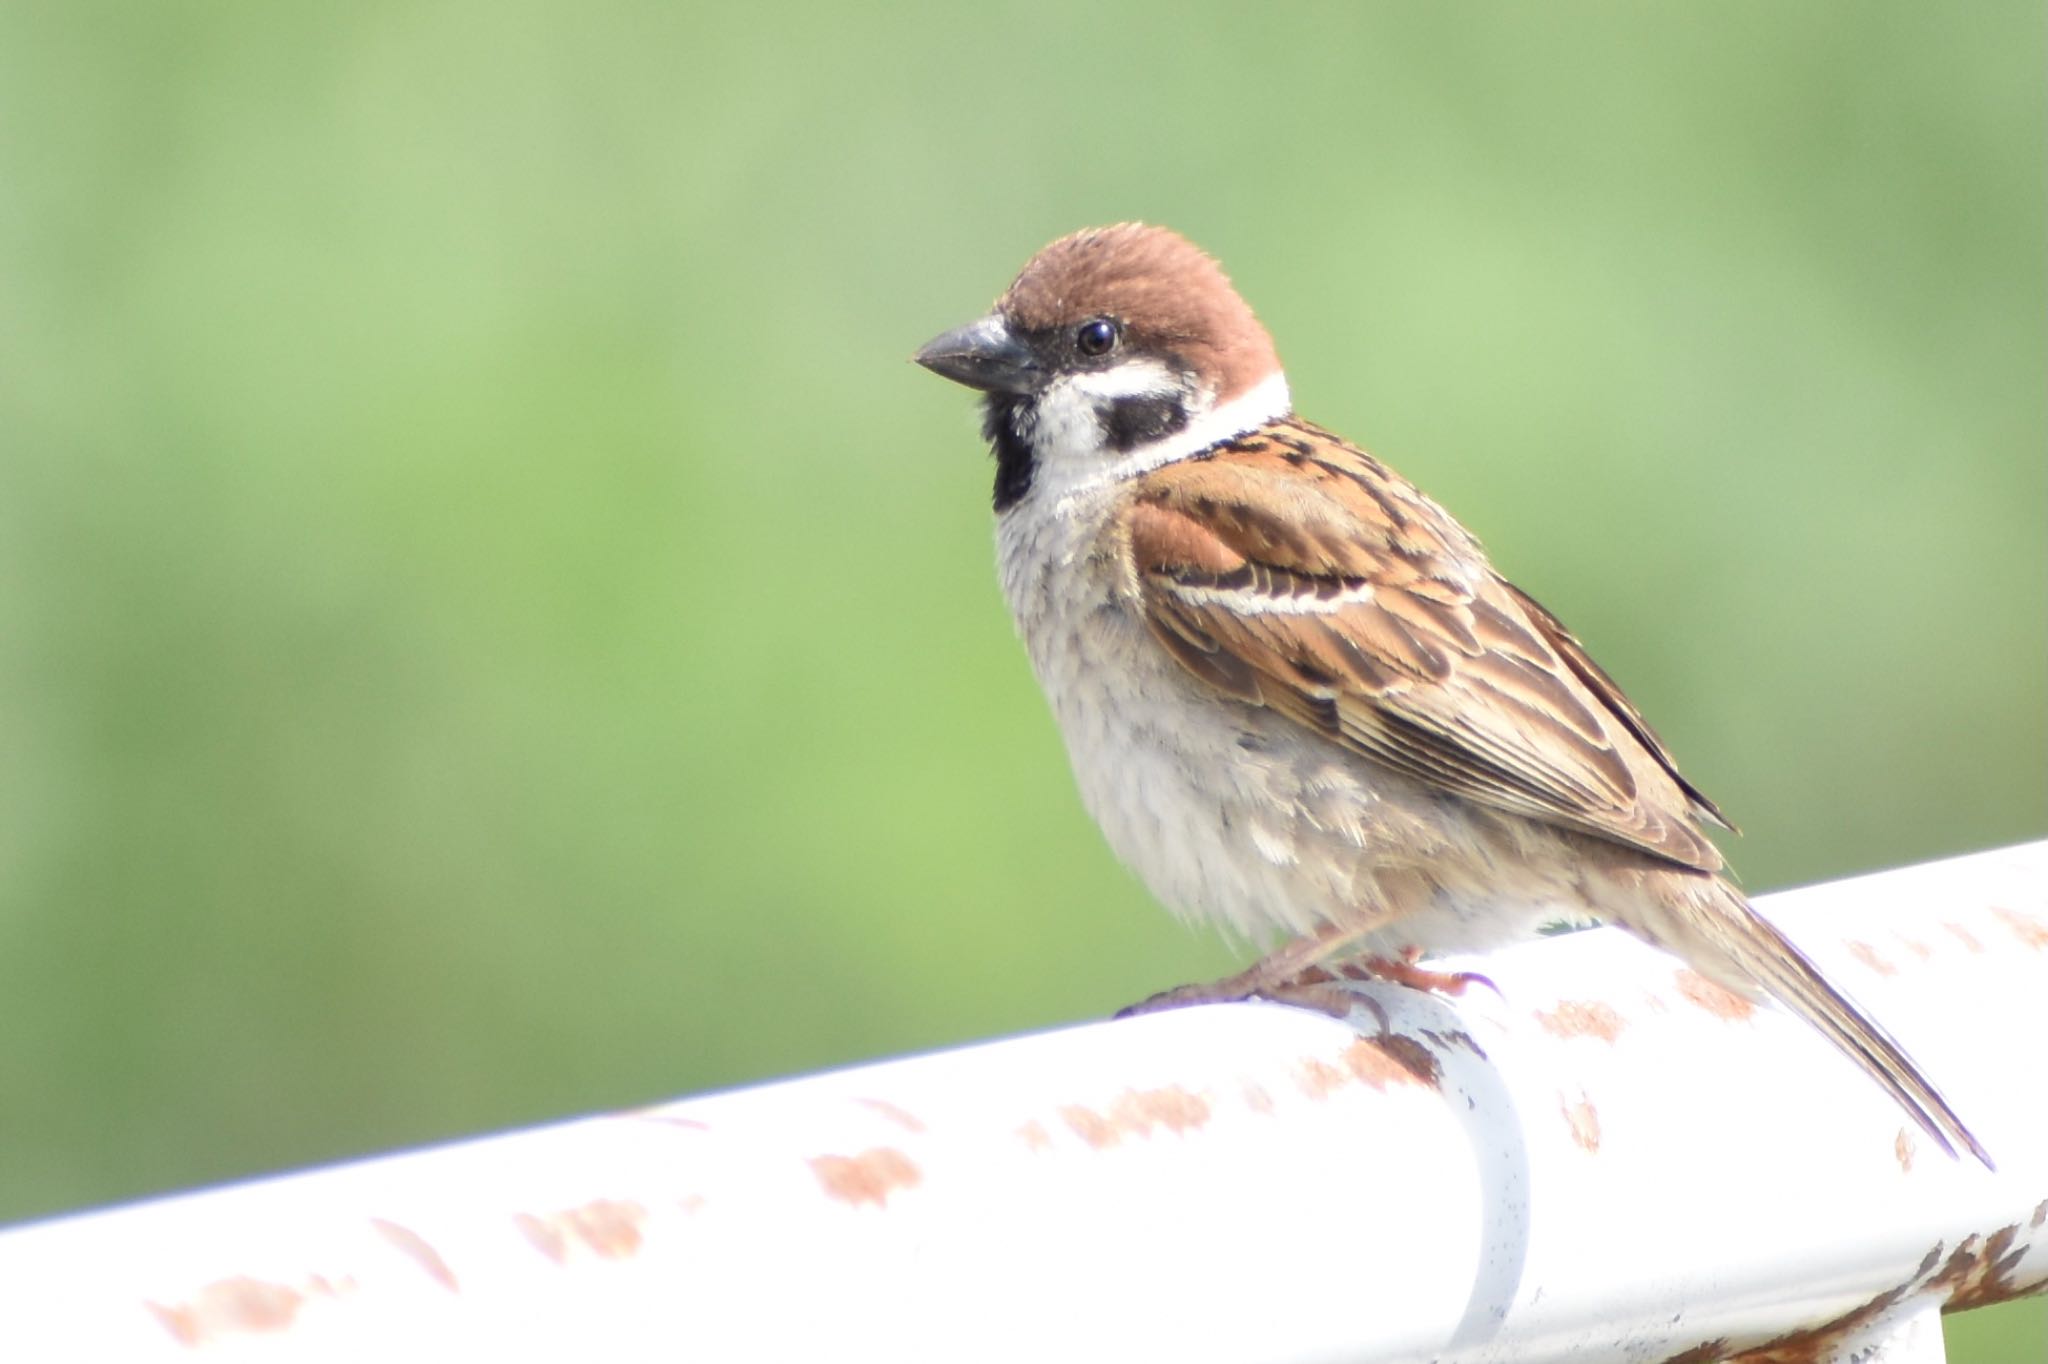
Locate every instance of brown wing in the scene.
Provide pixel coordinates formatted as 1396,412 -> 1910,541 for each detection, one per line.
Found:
1498,580 -> 1735,833
1121,417 -> 1728,872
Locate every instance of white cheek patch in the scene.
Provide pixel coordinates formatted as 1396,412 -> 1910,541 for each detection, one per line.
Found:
1012,366 -> 1296,518
1030,360 -> 1186,468
1065,358 -> 1181,403
1046,370 -> 1294,508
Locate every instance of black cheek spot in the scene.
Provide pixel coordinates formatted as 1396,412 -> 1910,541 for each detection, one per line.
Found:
1102,396 -> 1189,452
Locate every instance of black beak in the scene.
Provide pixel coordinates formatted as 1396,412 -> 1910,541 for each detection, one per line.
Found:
913,315 -> 1043,395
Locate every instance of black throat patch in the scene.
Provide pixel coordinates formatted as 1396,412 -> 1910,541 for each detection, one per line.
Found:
983,395 -> 1036,513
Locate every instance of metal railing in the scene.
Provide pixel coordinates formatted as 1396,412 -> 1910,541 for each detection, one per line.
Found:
2,842 -> 2043,1362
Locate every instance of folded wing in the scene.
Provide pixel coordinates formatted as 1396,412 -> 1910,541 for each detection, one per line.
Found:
1123,419 -> 1728,872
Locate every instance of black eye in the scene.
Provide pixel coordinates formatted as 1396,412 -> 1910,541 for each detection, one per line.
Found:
1076,318 -> 1118,357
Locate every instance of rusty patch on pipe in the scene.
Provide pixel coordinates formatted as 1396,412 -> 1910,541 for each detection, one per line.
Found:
1562,1094 -> 1601,1153
371,1218 -> 458,1293
1725,1244 -> 1938,1363
514,1198 -> 649,1262
1674,969 -> 1755,1021
1057,1085 -> 1213,1148
1893,1130 -> 1914,1175
1660,1339 -> 1729,1363
1059,1103 -> 1115,1147
1015,1118 -> 1052,1152
1296,1037 -> 1438,1097
1420,1027 -> 1487,1059
810,1147 -> 922,1208
147,1275 -> 318,1346
1354,1034 -> 1440,1088
1990,905 -> 2048,950
1938,1225 -> 2033,1311
1295,1058 -> 1348,1100
1241,1082 -> 1275,1115
1344,1038 -> 1415,1090
1941,921 -> 1984,953
1060,1103 -> 1119,1147
1843,940 -> 1896,977
1112,1084 -> 1212,1135
1535,1000 -> 1626,1042
854,1097 -> 927,1133
1727,1223 -> 2044,1361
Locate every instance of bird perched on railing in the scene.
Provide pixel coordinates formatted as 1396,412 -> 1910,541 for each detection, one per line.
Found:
916,222 -> 1991,1168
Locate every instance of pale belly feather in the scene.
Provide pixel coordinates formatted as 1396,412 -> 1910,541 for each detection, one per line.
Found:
996,491 -> 1581,957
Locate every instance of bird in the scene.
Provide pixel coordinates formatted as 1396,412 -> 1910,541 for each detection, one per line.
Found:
913,222 -> 1990,1168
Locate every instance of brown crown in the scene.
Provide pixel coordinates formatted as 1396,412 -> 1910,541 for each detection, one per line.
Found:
997,224 -> 1283,403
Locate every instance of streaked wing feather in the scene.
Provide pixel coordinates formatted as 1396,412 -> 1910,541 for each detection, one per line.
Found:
1125,419 -> 1725,872
1500,581 -> 1737,832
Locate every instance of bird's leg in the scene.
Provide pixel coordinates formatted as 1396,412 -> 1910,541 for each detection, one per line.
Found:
1116,920 -> 1396,1023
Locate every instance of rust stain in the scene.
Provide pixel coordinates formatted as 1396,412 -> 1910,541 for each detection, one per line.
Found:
1108,1084 -> 1211,1136
1731,1225 -> 2042,1361
1420,1027 -> 1487,1059
1241,1082 -> 1275,1115
1938,1225 -> 2031,1311
1297,1037 -> 1438,1097
1294,1057 -> 1349,1100
1674,969 -> 1755,1021
371,1218 -> 458,1293
1899,936 -> 1932,962
1843,940 -> 1897,977
515,1213 -> 566,1263
1060,1103 -> 1120,1148
1535,999 -> 1626,1043
1894,1130 -> 1914,1175
1351,1034 -> 1440,1088
146,1276 -> 308,1347
1562,1094 -> 1601,1153
1661,1339 -> 1730,1363
854,1097 -> 927,1133
1056,1086 -> 1214,1147
1342,1038 -> 1412,1090
1727,1244 -> 1937,1363
1991,905 -> 2048,950
1941,921 -> 1984,953
1015,1118 -> 1052,1152
513,1198 -> 649,1263
810,1147 -> 922,1208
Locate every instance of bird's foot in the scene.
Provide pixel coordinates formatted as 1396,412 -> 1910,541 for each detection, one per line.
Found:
1114,965 -> 1267,1019
1115,962 -> 1389,1027
1338,948 -> 1501,1000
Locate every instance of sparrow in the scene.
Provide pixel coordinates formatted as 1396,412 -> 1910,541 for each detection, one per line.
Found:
914,223 -> 1990,1167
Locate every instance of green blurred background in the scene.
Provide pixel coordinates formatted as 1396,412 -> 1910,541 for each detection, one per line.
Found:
1,0 -> 2041,1352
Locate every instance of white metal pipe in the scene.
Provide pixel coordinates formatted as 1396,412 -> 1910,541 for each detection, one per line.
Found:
2,843 -> 2044,1363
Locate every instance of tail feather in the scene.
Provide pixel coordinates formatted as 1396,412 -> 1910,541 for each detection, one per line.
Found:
1691,881 -> 1993,1169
